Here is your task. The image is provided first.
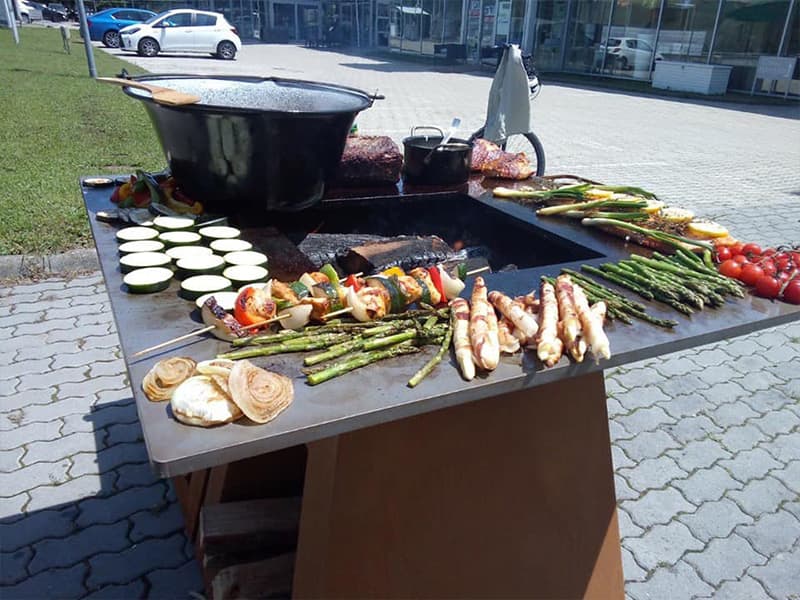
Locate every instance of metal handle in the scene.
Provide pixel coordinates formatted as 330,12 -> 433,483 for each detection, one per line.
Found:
410,126 -> 444,138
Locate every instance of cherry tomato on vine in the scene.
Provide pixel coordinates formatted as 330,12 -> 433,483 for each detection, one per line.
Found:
740,264 -> 764,286
733,254 -> 749,265
719,259 -> 742,279
762,248 -> 777,257
742,243 -> 763,257
755,275 -> 781,299
759,259 -> 777,277
729,242 -> 744,255
716,247 -> 732,262
783,279 -> 800,304
776,256 -> 792,272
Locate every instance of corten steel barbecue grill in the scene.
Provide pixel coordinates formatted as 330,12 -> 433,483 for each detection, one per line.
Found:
81,176 -> 800,599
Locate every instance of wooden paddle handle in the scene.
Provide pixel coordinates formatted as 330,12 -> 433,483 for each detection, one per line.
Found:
95,76 -> 168,93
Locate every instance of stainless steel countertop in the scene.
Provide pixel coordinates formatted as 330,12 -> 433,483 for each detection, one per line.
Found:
81,178 -> 800,477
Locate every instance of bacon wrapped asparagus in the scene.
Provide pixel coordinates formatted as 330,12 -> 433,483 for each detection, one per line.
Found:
497,316 -> 521,354
469,277 -> 500,371
450,297 -> 475,380
572,284 -> 611,363
535,280 -> 564,367
488,290 -> 539,346
555,274 -> 586,363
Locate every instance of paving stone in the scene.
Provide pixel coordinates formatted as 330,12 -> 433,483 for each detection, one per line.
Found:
74,309 -> 115,330
81,333 -> 122,352
612,367 -> 665,391
50,347 -> 121,370
28,520 -> 130,575
16,280 -> 68,295
697,380 -> 749,407
728,476 -> 795,518
0,358 -> 51,381
685,533 -> 767,587
0,421 -> 63,458
0,459 -> 71,498
26,471 -> 115,512
15,340 -> 81,362
652,355 -> 703,378
0,547 -> 32,585
749,408 -> 800,438
673,465 -> 744,505
761,344 -> 799,365
708,401 -> 761,429
129,500 -> 186,542
770,460 -> 800,492
86,532 -> 188,590
43,304 -> 92,321
664,414 -> 723,445
749,545 -> 800,600
77,482 -> 167,528
692,348 -> 732,368
616,406 -> 676,438
145,558 -> 205,599
605,375 -> 627,397
714,422 -> 773,453
3,395 -> 94,430
742,388 -> 796,413
22,432 -> 100,466
677,498 -> 754,543
0,562 -> 88,599
608,419 -> 633,442
718,447 -> 785,483
766,431 -> 800,463
2,334 -> 49,355
14,318 -> 77,337
70,441 -> 150,479
624,521 -> 704,571
606,396 -> 628,418
94,387 -> 134,407
83,579 -> 148,600
0,493 -> 28,520
614,385 -> 671,412
736,509 -> 800,556
57,375 -> 128,400
622,487 -> 696,529
733,371 -> 786,394
617,506 -> 644,540
611,445 -> 636,470
667,438 -> 732,472
620,546 -> 646,583
658,393 -> 709,420
88,360 -> 126,379
71,293 -> 110,307
655,372 -> 711,399
115,462 -> 160,491
627,560 -> 714,600
616,430 -> 680,463
106,421 -> 144,446
618,455 -> 687,492
0,505 -> 79,553
0,447 -> 25,472
725,338 -> 770,359
711,576 -> 771,600
0,291 -> 42,308
615,474 -> 640,502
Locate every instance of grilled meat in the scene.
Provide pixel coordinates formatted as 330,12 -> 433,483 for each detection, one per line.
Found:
471,138 -> 534,180
332,135 -> 403,186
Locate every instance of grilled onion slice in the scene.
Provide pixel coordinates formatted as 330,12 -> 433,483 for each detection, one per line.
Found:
142,357 -> 197,402
170,375 -> 243,427
228,360 -> 293,424
196,358 -> 235,377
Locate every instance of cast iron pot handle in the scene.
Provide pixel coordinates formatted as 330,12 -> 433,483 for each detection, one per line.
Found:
410,126 -> 444,138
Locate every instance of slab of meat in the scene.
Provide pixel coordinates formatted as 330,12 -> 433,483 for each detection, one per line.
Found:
332,135 -> 403,186
336,235 -> 455,275
470,138 -> 534,180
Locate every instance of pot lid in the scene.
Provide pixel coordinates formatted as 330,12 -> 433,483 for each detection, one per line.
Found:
125,76 -> 373,114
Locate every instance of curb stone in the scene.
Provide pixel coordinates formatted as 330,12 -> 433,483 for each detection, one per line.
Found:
0,250 -> 100,283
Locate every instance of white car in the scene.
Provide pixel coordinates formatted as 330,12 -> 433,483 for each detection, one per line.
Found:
600,37 -> 664,71
119,9 -> 241,60
17,0 -> 43,23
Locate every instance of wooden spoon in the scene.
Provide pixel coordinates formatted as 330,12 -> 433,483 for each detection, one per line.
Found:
95,77 -> 201,106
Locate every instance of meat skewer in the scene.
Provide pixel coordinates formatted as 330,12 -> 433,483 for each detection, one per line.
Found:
450,297 -> 475,381
535,280 -> 563,367
572,284 -> 611,363
469,276 -> 500,371
555,274 -> 586,363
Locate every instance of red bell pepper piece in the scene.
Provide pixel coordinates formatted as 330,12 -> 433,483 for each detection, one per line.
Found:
344,274 -> 362,291
427,266 -> 446,304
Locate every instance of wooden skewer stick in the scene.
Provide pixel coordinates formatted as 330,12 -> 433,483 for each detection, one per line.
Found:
131,314 -> 289,358
322,306 -> 354,320
466,266 -> 491,276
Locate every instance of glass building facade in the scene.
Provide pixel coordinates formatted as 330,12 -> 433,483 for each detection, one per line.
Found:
94,0 -> 798,94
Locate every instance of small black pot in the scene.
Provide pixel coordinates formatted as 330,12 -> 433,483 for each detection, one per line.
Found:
402,127 -> 473,186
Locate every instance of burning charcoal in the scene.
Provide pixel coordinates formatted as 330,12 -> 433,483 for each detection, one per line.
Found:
298,233 -> 389,270
336,235 -> 456,275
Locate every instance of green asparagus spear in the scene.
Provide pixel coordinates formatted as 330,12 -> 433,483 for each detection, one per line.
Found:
408,322 -> 454,388
307,343 -> 421,385
218,333 -> 351,360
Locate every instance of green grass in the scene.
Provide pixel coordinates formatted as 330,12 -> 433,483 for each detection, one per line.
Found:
0,27 -> 164,255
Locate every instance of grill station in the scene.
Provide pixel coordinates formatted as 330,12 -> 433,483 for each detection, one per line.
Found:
82,176 -> 799,598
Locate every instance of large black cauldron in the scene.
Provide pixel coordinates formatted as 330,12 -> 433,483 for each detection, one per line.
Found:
123,75 -> 375,220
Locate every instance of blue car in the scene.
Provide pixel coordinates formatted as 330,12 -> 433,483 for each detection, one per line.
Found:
87,8 -> 155,48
